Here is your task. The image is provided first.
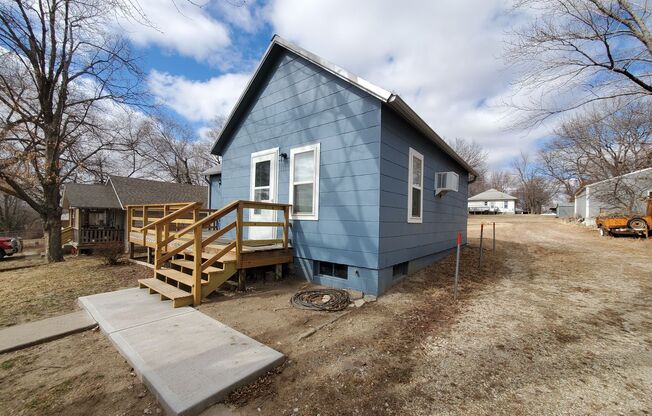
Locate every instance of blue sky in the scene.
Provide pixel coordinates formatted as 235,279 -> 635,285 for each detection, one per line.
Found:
121,0 -> 554,169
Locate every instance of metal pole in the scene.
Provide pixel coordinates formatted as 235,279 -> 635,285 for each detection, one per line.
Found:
479,223 -> 484,267
454,231 -> 461,300
492,222 -> 496,254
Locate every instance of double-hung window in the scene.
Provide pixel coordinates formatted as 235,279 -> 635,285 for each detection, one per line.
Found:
289,143 -> 320,220
407,148 -> 424,223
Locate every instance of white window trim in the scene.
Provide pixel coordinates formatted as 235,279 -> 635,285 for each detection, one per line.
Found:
289,143 -> 320,221
407,147 -> 424,223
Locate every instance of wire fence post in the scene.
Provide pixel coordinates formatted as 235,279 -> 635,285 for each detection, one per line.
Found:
479,223 -> 484,267
492,222 -> 496,254
454,231 -> 461,300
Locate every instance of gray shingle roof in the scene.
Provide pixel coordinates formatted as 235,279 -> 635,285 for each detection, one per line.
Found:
468,189 -> 518,201
63,183 -> 121,209
108,176 -> 207,207
63,176 -> 208,209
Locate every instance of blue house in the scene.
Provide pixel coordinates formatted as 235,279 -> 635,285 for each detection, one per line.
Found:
209,36 -> 477,295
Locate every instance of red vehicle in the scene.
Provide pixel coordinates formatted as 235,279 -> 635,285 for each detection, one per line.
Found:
0,237 -> 23,259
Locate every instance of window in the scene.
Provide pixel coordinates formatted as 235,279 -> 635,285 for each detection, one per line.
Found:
392,261 -> 408,279
315,261 -> 348,279
504,201 -> 508,209
484,201 -> 488,206
290,143 -> 320,220
407,148 -> 424,223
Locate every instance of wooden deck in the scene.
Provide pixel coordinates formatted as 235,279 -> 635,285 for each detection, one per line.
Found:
125,200 -> 293,307
128,231 -> 293,269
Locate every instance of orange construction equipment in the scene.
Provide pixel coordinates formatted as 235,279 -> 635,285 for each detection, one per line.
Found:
595,197 -> 652,238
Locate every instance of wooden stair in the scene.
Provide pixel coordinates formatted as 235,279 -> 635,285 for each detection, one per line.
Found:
131,200 -> 292,308
138,251 -> 238,308
139,278 -> 194,308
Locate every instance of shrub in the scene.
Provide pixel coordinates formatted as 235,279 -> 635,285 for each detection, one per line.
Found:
95,241 -> 124,266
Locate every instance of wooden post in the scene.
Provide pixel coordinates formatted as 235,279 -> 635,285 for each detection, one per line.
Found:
479,223 -> 484,267
163,205 -> 170,253
192,226 -> 202,306
129,242 -> 135,259
235,202 -> 243,268
154,224 -> 162,271
142,205 -> 147,246
275,264 -> 282,281
492,222 -> 496,254
238,269 -> 246,291
283,206 -> 289,249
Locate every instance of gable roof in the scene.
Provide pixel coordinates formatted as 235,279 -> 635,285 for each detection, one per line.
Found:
63,183 -> 121,209
63,176 -> 207,210
468,189 -> 518,201
108,176 -> 207,208
211,35 -> 477,177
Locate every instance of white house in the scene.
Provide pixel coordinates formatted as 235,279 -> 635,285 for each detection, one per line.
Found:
574,167 -> 652,226
468,189 -> 518,214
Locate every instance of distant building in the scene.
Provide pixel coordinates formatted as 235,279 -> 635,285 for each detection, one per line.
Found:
556,203 -> 574,218
468,189 -> 518,214
62,176 -> 207,252
574,168 -> 652,226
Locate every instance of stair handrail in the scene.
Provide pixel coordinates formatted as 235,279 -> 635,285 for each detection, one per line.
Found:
152,199 -> 292,307
140,201 -> 202,232
165,200 -> 240,243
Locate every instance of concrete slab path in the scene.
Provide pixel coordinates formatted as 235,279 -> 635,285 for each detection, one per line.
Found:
0,310 -> 96,354
79,288 -> 284,416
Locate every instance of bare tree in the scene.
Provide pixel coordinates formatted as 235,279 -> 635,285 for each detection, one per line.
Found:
0,191 -> 38,233
449,137 -> 489,195
142,114 -> 214,185
486,170 -> 516,193
508,0 -> 652,122
0,0 -> 143,262
512,152 -> 558,213
539,99 -> 652,200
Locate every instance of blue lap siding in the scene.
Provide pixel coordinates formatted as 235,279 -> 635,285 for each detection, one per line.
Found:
212,44 -> 470,295
215,50 -> 383,293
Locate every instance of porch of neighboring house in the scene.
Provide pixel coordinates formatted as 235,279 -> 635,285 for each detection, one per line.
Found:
62,207 -> 125,251
126,200 -> 293,308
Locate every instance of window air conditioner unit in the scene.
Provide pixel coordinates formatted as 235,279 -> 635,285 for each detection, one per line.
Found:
435,171 -> 459,197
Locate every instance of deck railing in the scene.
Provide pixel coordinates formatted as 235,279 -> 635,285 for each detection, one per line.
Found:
75,228 -> 124,245
127,200 -> 291,306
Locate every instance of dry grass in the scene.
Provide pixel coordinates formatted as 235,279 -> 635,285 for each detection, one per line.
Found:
0,256 -> 150,328
0,216 -> 650,416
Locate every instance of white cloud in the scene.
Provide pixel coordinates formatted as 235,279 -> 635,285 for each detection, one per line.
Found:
148,70 -> 250,122
265,0 -> 548,168
118,0 -> 231,62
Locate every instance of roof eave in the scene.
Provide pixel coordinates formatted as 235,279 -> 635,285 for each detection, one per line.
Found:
386,96 -> 477,176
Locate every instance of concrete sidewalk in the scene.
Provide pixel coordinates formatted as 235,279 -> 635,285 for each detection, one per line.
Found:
79,288 -> 284,416
0,311 -> 97,354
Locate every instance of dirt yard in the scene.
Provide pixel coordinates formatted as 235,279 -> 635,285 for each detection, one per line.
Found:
0,216 -> 650,416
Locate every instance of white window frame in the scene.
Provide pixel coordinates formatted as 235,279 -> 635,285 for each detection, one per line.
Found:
289,143 -> 320,221
407,147 -> 424,223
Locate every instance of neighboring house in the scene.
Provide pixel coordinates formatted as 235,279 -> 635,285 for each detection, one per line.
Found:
574,167 -> 652,226
62,176 -> 207,252
208,35 -> 476,295
468,189 -> 518,214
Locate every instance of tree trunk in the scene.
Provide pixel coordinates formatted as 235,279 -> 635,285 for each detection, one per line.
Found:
43,209 -> 64,263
